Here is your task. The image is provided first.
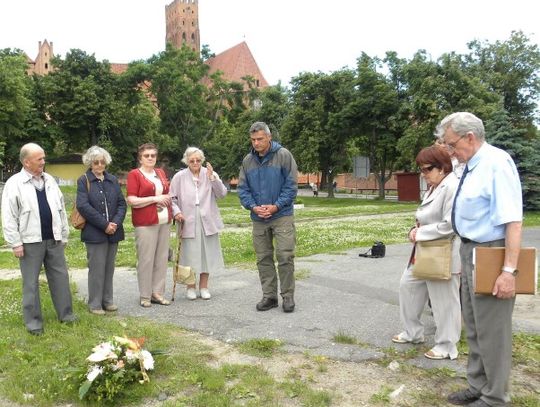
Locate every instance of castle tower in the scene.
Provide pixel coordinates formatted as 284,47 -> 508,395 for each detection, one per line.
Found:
165,0 -> 200,53
32,39 -> 54,75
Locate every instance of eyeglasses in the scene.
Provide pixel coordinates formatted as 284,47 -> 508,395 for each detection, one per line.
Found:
142,153 -> 156,158
188,159 -> 202,164
92,160 -> 106,166
444,135 -> 465,151
420,165 -> 436,174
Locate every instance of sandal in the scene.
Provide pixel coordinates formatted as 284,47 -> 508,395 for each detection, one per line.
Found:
424,349 -> 449,360
151,296 -> 171,306
140,300 -> 152,308
392,332 -> 425,344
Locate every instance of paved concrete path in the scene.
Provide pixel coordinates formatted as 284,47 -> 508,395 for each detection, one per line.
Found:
71,227 -> 540,370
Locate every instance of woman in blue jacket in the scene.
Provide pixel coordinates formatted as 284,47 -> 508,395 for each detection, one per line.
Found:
76,146 -> 127,315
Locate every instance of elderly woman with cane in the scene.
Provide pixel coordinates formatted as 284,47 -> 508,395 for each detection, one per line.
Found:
169,147 -> 227,300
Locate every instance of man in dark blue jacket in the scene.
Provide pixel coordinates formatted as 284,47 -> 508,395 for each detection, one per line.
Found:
238,122 -> 298,312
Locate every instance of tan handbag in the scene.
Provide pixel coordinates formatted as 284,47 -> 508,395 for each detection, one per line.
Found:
411,237 -> 454,280
171,223 -> 196,301
71,174 -> 90,230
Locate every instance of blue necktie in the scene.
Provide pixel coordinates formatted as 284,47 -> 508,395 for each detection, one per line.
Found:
451,165 -> 469,235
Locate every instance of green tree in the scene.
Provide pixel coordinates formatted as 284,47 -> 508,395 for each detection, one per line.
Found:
41,49 -> 116,151
391,50 -> 501,168
486,109 -> 540,210
204,84 -> 289,181
37,49 -> 159,170
347,54 -> 402,198
282,70 -> 356,197
206,70 -> 250,133
147,43 -> 212,165
0,50 -> 32,171
465,31 -> 540,130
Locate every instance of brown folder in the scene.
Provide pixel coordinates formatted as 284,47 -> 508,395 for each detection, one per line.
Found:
474,247 -> 538,295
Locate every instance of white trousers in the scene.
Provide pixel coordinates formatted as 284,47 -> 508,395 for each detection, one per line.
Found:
398,265 -> 461,359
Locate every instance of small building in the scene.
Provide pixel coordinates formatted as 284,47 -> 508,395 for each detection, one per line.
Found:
45,154 -> 85,186
26,39 -> 54,75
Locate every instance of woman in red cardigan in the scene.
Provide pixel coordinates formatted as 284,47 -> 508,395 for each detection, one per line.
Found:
127,143 -> 172,307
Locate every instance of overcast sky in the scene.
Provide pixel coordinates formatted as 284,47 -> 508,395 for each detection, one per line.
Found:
1,0 -> 538,86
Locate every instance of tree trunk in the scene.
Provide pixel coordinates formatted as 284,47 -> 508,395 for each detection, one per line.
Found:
327,172 -> 335,198
378,171 -> 386,199
90,126 -> 98,146
320,171 -> 328,191
377,148 -> 388,199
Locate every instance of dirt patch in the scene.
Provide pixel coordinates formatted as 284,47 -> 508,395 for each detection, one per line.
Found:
193,334 -> 539,407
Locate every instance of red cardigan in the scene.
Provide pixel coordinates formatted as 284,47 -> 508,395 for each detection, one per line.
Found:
127,168 -> 172,227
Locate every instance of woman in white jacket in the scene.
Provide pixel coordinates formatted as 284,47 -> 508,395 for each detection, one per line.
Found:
392,145 -> 461,360
169,147 -> 227,300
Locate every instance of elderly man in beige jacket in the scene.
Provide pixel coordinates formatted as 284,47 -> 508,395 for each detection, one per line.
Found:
1,143 -> 77,335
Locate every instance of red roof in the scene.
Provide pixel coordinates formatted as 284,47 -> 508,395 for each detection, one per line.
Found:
205,41 -> 269,89
110,63 -> 128,74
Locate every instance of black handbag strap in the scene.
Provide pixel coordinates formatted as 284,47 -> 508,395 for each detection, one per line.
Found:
359,248 -> 372,258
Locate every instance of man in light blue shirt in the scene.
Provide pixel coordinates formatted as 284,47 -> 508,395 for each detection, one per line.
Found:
437,112 -> 522,407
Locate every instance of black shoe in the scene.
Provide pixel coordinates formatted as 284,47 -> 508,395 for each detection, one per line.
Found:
447,389 -> 479,405
282,297 -> 295,313
28,329 -> 44,336
256,297 -> 278,311
61,315 -> 79,325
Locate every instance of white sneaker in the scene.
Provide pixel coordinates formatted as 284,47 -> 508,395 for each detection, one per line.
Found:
186,288 -> 197,300
200,288 -> 211,300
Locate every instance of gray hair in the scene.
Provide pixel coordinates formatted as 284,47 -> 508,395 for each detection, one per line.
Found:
181,146 -> 205,165
249,121 -> 271,136
435,112 -> 485,141
20,143 -> 44,163
82,146 -> 112,167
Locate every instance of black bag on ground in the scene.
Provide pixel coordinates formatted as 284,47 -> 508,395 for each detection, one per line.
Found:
359,241 -> 386,258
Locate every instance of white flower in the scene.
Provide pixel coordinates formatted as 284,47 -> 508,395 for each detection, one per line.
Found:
140,350 -> 154,370
87,341 -> 118,362
125,349 -> 138,362
91,341 -> 114,354
87,366 -> 103,382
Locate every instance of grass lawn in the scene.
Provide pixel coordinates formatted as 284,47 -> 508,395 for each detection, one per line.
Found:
0,280 -> 332,406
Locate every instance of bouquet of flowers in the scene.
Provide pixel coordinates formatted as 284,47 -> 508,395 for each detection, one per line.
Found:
79,336 -> 155,402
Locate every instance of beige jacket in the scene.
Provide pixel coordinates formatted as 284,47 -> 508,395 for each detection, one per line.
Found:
414,172 -> 461,274
1,170 -> 69,247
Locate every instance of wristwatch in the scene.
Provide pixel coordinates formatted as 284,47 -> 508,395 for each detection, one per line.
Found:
501,266 -> 518,276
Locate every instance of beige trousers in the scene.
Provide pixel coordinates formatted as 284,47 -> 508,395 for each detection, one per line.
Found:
134,223 -> 170,301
